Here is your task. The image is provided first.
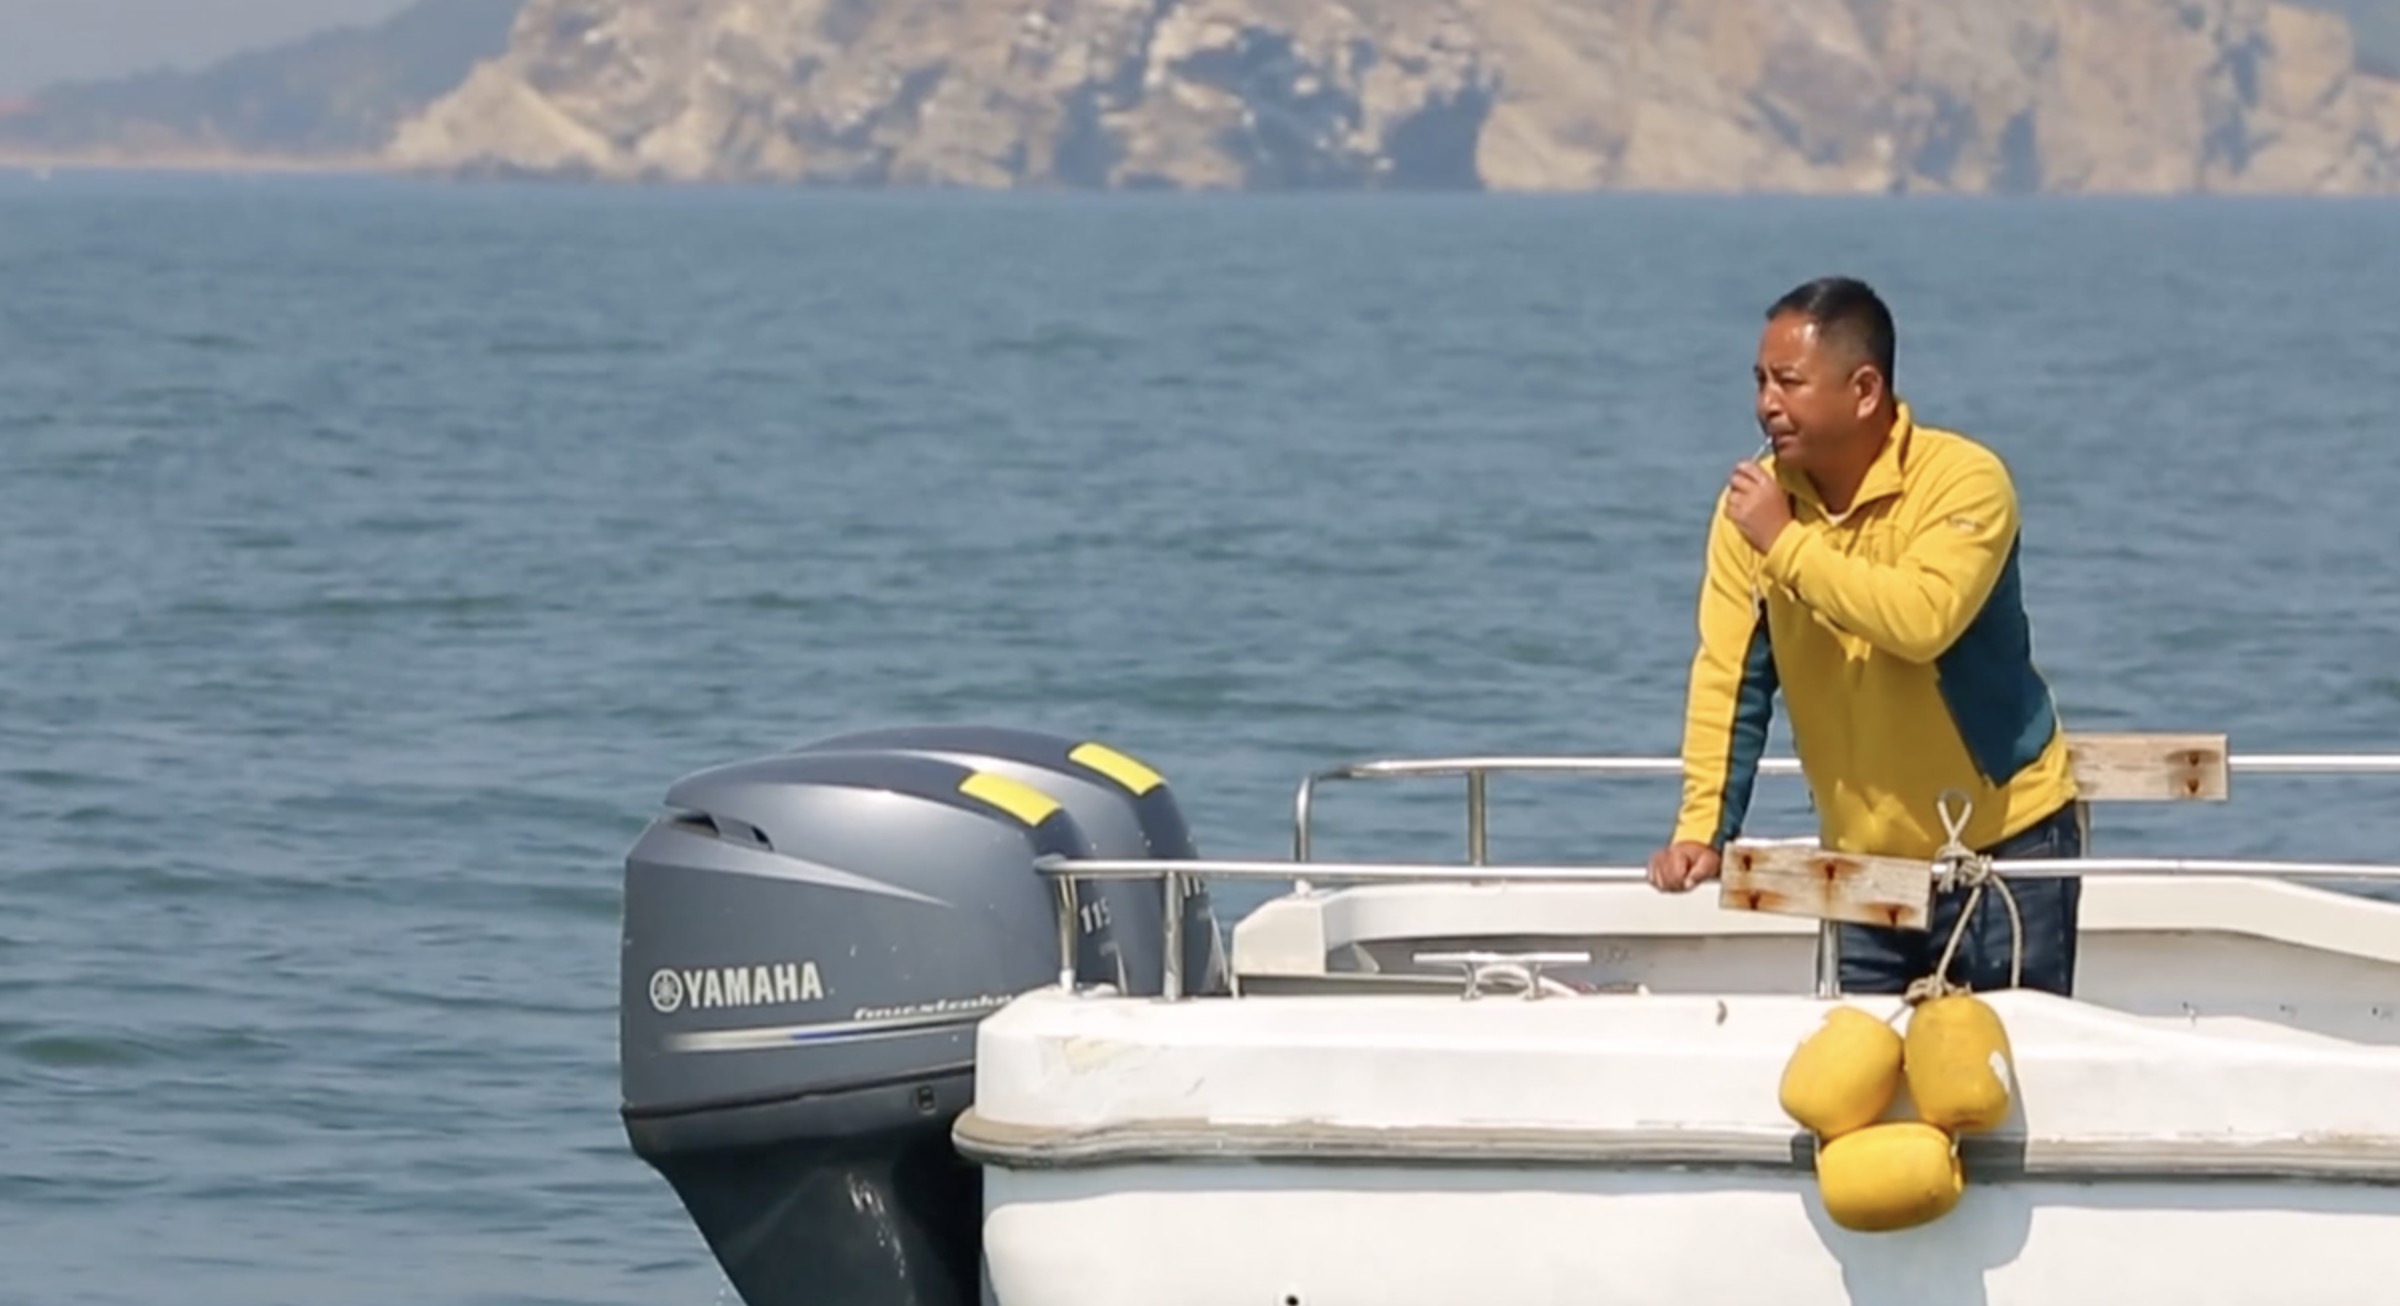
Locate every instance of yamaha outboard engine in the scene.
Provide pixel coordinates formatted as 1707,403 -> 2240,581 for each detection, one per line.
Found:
797,725 -> 1227,999
619,730 -> 1207,1306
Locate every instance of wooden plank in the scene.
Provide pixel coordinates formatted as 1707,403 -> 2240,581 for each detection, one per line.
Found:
1719,842 -> 1933,931
2068,732 -> 2229,802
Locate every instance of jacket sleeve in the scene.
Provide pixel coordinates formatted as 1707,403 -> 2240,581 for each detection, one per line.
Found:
1672,497 -> 1780,850
1758,453 -> 2018,663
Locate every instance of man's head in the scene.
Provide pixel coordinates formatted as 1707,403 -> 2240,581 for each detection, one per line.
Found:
1753,276 -> 1897,477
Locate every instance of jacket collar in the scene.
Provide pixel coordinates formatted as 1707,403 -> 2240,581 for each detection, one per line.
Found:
1777,400 -> 1915,515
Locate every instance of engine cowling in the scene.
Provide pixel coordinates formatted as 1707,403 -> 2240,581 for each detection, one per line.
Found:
619,729 -> 1209,1306
796,724 -> 1226,999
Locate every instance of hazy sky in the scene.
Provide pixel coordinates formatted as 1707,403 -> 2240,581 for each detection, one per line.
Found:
0,0 -> 416,95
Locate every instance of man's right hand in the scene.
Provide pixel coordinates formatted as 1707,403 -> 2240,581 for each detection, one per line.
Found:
1646,841 -> 1722,893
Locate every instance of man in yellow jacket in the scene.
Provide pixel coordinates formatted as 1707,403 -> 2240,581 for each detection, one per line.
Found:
1646,276 -> 2086,997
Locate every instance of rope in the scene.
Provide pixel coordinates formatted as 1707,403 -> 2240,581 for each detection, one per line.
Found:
1899,790 -> 2025,1008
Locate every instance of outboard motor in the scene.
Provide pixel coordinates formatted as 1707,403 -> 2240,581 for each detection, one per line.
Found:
619,746 -> 1132,1306
797,725 -> 1228,999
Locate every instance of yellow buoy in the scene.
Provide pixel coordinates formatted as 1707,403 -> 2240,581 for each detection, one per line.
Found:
1903,993 -> 2017,1133
1815,1121 -> 1965,1232
1778,1005 -> 1904,1139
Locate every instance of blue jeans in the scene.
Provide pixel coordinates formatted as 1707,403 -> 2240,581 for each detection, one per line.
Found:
1834,801 -> 2085,997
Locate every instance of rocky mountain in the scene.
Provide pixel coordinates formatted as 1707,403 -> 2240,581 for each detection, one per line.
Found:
0,0 -> 519,162
385,0 -> 2400,192
6,0 -> 2397,191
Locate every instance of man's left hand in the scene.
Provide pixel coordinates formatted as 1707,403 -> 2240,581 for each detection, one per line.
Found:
1725,461 -> 1792,554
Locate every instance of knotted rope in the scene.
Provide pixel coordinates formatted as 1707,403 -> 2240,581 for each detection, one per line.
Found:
1900,790 -> 2025,1008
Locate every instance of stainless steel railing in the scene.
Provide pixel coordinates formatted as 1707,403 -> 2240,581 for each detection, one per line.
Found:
1038,750 -> 2400,1002
1290,752 -> 2400,866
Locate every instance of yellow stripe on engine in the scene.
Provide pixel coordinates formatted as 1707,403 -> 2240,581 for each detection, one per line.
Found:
958,771 -> 1062,827
1069,742 -> 1163,795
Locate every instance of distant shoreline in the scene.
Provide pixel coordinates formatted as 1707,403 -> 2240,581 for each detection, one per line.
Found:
0,150 -> 394,177
5,151 -> 2400,199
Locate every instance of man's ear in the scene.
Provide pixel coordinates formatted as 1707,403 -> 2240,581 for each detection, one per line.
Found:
1849,363 -> 1885,420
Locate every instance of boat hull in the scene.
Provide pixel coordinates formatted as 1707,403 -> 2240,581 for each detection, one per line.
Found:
962,977 -> 2400,1305
982,1164 -> 2400,1305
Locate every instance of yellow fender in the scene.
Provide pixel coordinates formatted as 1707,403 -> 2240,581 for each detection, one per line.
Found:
1778,1005 -> 1904,1139
1816,1121 -> 1966,1232
1904,993 -> 2017,1134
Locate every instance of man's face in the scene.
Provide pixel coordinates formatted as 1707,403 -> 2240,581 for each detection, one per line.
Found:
1752,311 -> 1873,473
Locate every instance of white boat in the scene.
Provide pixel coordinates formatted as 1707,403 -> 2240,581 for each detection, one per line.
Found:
954,738 -> 2400,1306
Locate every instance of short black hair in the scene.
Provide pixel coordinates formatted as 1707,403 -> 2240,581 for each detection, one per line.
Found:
1768,276 -> 1896,385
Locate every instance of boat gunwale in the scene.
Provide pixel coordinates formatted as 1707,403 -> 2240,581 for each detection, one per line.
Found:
953,1109 -> 2400,1184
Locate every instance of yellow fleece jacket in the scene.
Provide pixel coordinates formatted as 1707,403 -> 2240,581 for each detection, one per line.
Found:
1671,401 -> 2077,860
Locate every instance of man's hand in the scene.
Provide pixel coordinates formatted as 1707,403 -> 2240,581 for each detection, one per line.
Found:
1724,461 -> 1793,554
1647,841 -> 1722,893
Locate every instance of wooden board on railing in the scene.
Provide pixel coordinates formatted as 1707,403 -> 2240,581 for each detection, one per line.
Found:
1718,842 -> 1933,931
1710,733 -> 2225,929
2067,732 -> 2229,802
